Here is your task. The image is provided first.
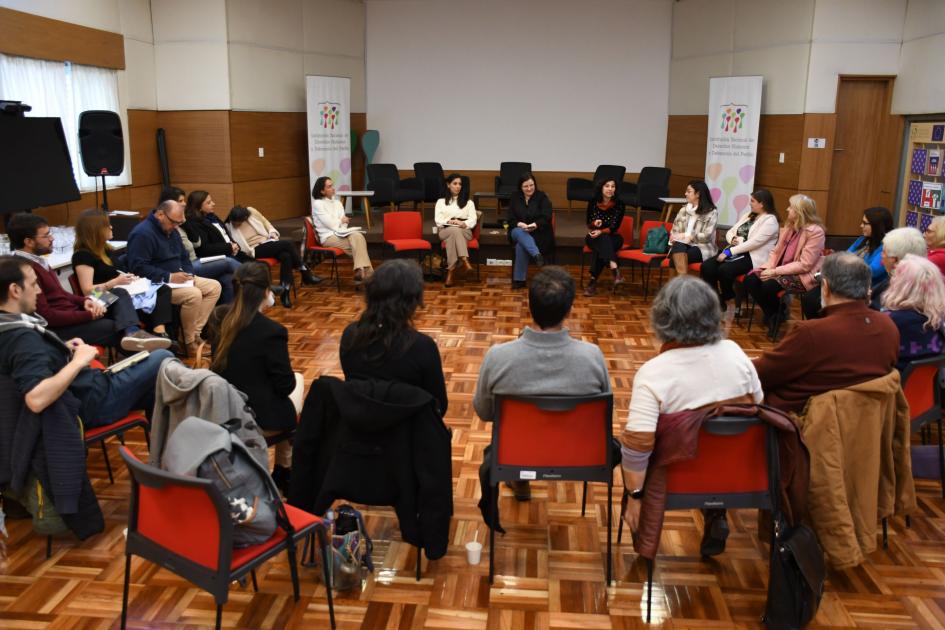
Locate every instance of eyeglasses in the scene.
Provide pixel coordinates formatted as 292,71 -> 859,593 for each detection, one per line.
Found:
34,232 -> 53,241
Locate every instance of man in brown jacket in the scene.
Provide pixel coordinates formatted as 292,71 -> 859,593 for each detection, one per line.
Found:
754,252 -> 899,414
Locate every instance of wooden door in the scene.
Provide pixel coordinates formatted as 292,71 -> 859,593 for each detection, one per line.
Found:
827,78 -> 900,235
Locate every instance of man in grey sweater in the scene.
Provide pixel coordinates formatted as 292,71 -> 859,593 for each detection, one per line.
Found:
474,266 -> 611,502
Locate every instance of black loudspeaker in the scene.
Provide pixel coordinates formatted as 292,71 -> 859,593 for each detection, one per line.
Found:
78,110 -> 124,176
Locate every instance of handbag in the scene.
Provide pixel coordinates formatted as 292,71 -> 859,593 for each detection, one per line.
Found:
643,226 -> 670,254
762,516 -> 825,629
775,274 -> 807,294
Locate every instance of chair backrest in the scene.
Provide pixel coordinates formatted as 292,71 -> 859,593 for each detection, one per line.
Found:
637,167 -> 672,210
383,211 -> 424,241
303,217 -> 322,248
593,164 -> 627,186
664,415 -> 776,510
498,162 -> 532,186
617,216 -> 634,248
638,166 -> 671,188
367,163 -> 400,184
67,272 -> 82,296
900,355 -> 945,429
491,393 -> 614,483
638,220 -> 670,247
413,162 -> 446,201
119,446 -> 231,577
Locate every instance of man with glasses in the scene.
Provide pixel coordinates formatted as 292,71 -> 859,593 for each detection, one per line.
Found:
127,200 -> 221,357
7,213 -> 169,352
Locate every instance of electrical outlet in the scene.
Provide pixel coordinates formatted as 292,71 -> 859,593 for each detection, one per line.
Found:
778,152 -> 785,164
258,147 -> 265,158
486,258 -> 512,266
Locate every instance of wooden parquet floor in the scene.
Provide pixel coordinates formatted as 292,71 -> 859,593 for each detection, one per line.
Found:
3,263 -> 944,629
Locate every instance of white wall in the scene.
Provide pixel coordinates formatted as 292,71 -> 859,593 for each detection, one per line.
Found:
671,0 -> 945,116
365,0 -> 672,171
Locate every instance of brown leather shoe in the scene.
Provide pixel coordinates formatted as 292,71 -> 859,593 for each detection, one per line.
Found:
445,268 -> 456,287
461,256 -> 473,272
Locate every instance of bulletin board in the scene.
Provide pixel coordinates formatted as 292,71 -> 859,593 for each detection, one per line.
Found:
899,121 -> 945,230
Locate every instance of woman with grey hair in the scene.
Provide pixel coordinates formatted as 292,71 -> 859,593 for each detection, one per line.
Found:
619,275 -> 763,556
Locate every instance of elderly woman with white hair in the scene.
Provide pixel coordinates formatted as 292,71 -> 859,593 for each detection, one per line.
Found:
881,253 -> 945,370
871,226 -> 927,309
620,275 -> 763,557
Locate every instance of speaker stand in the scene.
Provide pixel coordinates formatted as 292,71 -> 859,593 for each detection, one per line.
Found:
100,174 -> 109,212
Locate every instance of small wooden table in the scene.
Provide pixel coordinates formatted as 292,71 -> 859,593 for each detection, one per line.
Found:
337,191 -> 376,228
658,197 -> 688,223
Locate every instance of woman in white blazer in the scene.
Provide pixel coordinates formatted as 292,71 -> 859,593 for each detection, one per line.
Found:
435,173 -> 477,287
311,176 -> 374,284
700,188 -> 780,313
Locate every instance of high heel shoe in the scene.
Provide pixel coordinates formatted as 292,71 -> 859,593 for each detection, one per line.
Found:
280,283 -> 292,308
461,256 -> 473,272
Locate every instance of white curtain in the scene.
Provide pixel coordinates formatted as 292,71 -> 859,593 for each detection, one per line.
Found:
0,53 -> 130,193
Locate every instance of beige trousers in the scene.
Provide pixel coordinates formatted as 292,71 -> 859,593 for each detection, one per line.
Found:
170,276 -> 221,345
438,226 -> 472,269
323,232 -> 373,271
265,372 -> 304,468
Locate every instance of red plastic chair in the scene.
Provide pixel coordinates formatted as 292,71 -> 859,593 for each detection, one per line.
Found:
616,220 -> 673,299
488,393 -> 616,585
580,216 -> 634,287
85,358 -> 149,485
303,217 -> 345,292
383,211 -> 432,268
617,415 -> 778,622
256,257 -> 297,301
440,220 -> 482,280
118,446 -> 335,630
901,355 -> 945,499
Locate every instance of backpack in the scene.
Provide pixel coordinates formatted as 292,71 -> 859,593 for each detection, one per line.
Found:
163,416 -> 285,547
643,226 -> 669,254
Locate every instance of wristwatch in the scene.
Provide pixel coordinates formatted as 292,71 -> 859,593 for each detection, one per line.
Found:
629,487 -> 645,500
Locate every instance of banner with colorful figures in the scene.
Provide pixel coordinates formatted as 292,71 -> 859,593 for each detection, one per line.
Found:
704,76 -> 763,226
306,76 -> 352,211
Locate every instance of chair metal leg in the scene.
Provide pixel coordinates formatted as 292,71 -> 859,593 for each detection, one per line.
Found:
747,295 -> 758,332
882,517 -> 888,549
489,483 -> 498,584
939,416 -> 945,499
287,541 -> 300,601
46,535 -> 52,558
215,604 -> 222,630
581,481 -> 588,517
606,481 -> 613,586
580,253 -> 586,287
646,557 -> 653,623
143,427 -> 151,449
317,526 -> 336,628
121,553 -> 131,629
100,440 -> 115,484
415,546 -> 422,581
251,569 -> 258,592
906,515 -> 912,528
617,489 -> 628,545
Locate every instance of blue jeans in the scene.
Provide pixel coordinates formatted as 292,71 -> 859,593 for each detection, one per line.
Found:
93,349 -> 174,427
192,257 -> 240,304
510,228 -> 540,281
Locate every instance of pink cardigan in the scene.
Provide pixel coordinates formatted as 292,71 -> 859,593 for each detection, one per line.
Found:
762,224 -> 826,290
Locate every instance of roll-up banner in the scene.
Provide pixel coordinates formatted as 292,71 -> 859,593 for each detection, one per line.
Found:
705,76 -> 763,226
306,75 -> 352,212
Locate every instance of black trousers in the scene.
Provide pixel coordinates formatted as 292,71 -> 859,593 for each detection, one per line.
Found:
52,318 -> 120,347
700,255 -> 753,303
799,285 -> 823,320
139,284 -> 173,329
255,240 -> 301,286
669,242 -> 703,262
585,233 -> 623,278
743,273 -> 785,320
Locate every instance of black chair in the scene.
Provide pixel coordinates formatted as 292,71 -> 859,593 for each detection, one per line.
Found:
367,164 -> 424,211
620,166 -> 671,228
494,162 -> 532,208
566,165 -> 626,211
413,163 -> 471,209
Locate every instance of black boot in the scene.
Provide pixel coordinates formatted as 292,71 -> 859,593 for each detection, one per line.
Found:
271,465 -> 291,496
700,508 -> 729,557
300,267 -> 322,285
280,283 -> 292,308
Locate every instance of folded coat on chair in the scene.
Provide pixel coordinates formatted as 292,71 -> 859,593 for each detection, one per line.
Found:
288,375 -> 453,560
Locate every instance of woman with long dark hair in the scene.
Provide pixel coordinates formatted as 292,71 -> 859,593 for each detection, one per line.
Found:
340,259 -> 447,413
583,178 -> 625,296
208,261 -> 303,490
311,176 -> 374,283
700,188 -> 780,313
181,190 -> 243,303
506,172 -> 555,289
668,179 -> 718,275
435,173 -> 477,287
225,205 -> 320,308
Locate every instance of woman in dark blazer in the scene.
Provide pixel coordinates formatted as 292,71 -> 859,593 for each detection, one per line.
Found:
208,261 -> 303,491
506,172 -> 555,289
583,177 -> 625,295
182,190 -> 249,262
340,259 -> 448,415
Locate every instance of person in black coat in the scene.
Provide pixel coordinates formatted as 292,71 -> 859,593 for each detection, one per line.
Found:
583,178 -> 626,296
181,190 -> 248,277
506,172 -> 555,289
206,261 -> 303,492
340,259 -> 448,415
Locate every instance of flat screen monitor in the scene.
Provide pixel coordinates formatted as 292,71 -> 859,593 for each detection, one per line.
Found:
0,115 -> 80,213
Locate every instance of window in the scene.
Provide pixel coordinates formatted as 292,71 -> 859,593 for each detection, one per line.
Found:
0,52 -> 130,192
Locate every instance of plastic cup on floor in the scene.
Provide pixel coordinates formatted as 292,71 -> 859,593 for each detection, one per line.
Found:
465,541 -> 483,565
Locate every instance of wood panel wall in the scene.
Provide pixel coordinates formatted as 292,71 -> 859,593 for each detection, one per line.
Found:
0,7 -> 124,69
